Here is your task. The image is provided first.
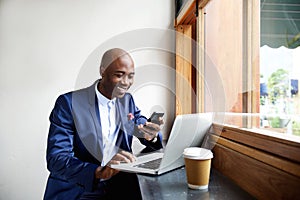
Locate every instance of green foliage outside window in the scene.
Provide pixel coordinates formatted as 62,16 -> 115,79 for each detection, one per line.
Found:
292,121 -> 300,136
267,69 -> 289,105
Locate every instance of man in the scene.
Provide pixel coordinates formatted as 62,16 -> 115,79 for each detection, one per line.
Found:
44,48 -> 163,199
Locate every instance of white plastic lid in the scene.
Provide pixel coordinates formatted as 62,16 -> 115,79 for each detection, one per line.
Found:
183,147 -> 213,160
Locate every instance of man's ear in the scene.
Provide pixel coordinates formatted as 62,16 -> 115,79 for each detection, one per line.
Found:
100,67 -> 105,77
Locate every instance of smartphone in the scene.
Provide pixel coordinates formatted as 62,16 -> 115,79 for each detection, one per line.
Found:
147,112 -> 164,124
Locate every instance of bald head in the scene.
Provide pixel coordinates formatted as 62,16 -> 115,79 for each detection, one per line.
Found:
100,48 -> 133,76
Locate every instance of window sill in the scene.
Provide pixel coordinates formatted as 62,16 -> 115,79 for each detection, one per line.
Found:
212,123 -> 300,163
209,123 -> 300,199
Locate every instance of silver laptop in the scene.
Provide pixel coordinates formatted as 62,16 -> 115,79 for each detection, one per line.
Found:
110,113 -> 213,175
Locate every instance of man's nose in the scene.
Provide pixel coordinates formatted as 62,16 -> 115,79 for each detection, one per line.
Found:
121,76 -> 130,85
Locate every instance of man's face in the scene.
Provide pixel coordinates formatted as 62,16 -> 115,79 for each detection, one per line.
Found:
101,55 -> 135,99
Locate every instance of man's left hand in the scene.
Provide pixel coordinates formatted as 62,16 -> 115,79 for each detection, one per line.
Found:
138,117 -> 164,141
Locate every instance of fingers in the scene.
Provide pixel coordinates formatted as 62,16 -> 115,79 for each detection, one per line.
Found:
119,150 -> 136,163
140,122 -> 160,132
138,122 -> 161,141
95,166 -> 119,180
158,117 -> 164,126
111,150 -> 136,164
146,121 -> 161,131
100,166 -> 119,180
98,150 -> 136,180
143,127 -> 158,140
144,133 -> 157,141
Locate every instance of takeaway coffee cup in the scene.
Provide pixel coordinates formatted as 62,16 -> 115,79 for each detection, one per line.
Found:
183,147 -> 213,190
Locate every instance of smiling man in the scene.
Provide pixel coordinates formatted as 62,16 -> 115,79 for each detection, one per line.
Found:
44,48 -> 163,200
99,48 -> 135,99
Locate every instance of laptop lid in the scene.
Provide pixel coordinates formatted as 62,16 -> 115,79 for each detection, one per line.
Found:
158,113 -> 213,173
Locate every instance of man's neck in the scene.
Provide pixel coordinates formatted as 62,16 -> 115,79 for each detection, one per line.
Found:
97,80 -> 112,100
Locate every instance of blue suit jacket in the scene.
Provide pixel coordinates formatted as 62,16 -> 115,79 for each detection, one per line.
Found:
44,81 -> 163,200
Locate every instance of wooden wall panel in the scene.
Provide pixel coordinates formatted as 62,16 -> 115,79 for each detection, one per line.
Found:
213,144 -> 300,200
176,25 -> 193,115
210,134 -> 300,177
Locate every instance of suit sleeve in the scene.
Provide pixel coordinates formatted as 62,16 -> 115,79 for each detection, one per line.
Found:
128,95 -> 163,151
46,94 -> 98,192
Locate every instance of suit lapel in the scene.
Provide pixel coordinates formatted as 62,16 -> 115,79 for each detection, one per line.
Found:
87,81 -> 104,160
73,80 -> 104,163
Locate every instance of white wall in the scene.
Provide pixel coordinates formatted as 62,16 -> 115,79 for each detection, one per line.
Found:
0,0 -> 175,199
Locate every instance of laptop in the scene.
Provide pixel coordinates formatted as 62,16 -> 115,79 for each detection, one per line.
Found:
110,113 -> 213,175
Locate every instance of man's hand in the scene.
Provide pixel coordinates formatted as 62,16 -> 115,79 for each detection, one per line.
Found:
138,117 -> 164,141
94,165 -> 118,180
109,150 -> 136,164
94,150 -> 136,180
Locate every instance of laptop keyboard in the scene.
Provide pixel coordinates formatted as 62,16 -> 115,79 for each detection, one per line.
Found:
134,158 -> 162,170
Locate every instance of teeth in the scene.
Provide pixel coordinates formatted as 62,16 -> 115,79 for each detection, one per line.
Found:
117,86 -> 127,91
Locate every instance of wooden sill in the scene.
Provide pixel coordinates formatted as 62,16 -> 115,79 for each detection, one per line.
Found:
209,134 -> 300,178
212,123 -> 300,163
209,124 -> 300,199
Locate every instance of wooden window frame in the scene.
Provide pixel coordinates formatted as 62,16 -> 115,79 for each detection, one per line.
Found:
209,123 -> 300,199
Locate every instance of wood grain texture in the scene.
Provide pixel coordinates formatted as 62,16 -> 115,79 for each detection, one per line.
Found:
176,0 -> 196,26
210,134 -> 300,178
212,144 -> 300,200
175,25 -> 193,115
212,124 -> 300,163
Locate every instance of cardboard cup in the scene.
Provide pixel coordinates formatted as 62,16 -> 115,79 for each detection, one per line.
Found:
183,147 -> 213,190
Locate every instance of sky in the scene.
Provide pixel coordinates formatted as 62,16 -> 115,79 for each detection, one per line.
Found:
260,45 -> 300,83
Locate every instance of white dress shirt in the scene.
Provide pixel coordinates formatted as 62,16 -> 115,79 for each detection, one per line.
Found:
95,83 -> 120,166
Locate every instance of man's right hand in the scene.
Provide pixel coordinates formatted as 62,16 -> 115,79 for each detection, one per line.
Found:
94,165 -> 119,180
94,150 -> 136,180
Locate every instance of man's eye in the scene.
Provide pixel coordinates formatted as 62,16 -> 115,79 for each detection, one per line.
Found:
115,74 -> 123,78
128,74 -> 134,79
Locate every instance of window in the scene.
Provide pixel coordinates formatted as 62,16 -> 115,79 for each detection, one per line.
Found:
200,0 -> 263,129
195,0 -> 300,140
175,1 -> 300,198
260,0 -> 300,137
